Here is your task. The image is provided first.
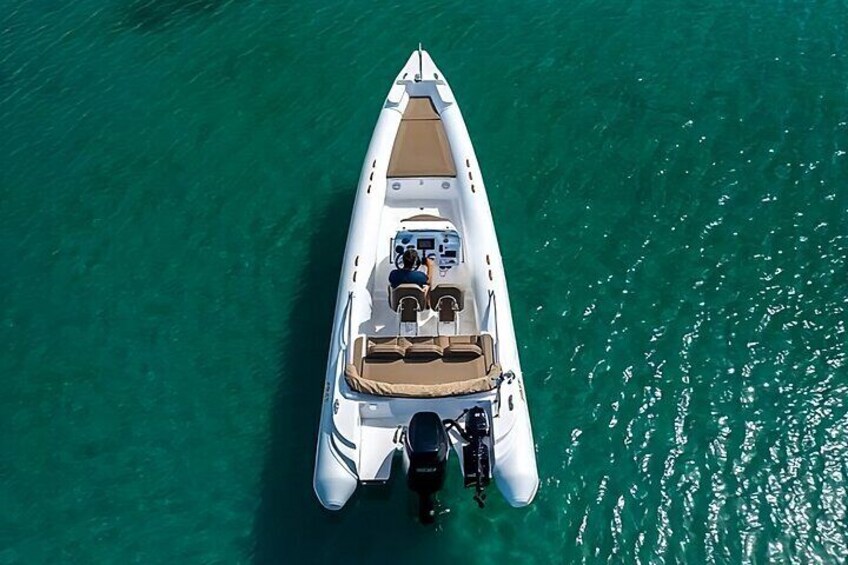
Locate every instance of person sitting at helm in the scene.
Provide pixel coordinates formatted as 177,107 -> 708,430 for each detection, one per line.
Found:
389,248 -> 435,288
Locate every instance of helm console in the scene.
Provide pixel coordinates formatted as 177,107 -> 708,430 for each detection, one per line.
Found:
393,226 -> 461,270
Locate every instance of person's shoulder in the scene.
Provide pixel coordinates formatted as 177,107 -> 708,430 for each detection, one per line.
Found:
388,269 -> 402,285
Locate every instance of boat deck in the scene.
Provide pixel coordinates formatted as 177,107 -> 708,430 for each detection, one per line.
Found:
387,97 -> 457,178
358,197 -> 479,337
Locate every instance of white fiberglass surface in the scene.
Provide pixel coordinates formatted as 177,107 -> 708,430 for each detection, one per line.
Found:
357,192 -> 479,337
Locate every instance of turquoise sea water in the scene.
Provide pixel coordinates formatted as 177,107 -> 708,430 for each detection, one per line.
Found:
3,0 -> 847,562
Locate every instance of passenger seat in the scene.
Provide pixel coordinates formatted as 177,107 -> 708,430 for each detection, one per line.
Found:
429,285 -> 464,324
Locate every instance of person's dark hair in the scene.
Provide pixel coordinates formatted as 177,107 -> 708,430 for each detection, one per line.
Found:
402,248 -> 419,270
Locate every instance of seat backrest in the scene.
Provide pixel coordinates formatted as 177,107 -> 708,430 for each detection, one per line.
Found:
389,284 -> 426,323
389,284 -> 427,311
429,285 -> 464,322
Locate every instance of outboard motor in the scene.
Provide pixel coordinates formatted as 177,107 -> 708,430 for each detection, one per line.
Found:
405,412 -> 449,524
462,407 -> 491,507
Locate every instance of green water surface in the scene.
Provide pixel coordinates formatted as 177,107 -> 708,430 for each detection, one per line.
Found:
3,1 -> 847,563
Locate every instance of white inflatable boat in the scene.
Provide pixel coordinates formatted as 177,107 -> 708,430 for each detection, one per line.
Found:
313,48 -> 539,522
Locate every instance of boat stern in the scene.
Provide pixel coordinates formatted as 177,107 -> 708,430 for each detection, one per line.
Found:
313,429 -> 358,510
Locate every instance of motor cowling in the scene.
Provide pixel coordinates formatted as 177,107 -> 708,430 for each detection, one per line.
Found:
405,412 -> 449,523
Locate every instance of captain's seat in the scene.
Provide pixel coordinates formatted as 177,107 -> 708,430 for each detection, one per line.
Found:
388,284 -> 427,329
429,285 -> 464,332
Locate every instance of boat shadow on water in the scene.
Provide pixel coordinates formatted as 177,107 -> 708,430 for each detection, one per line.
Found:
251,192 -> 444,564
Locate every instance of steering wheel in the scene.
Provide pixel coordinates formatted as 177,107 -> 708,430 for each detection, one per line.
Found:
394,247 -> 423,270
